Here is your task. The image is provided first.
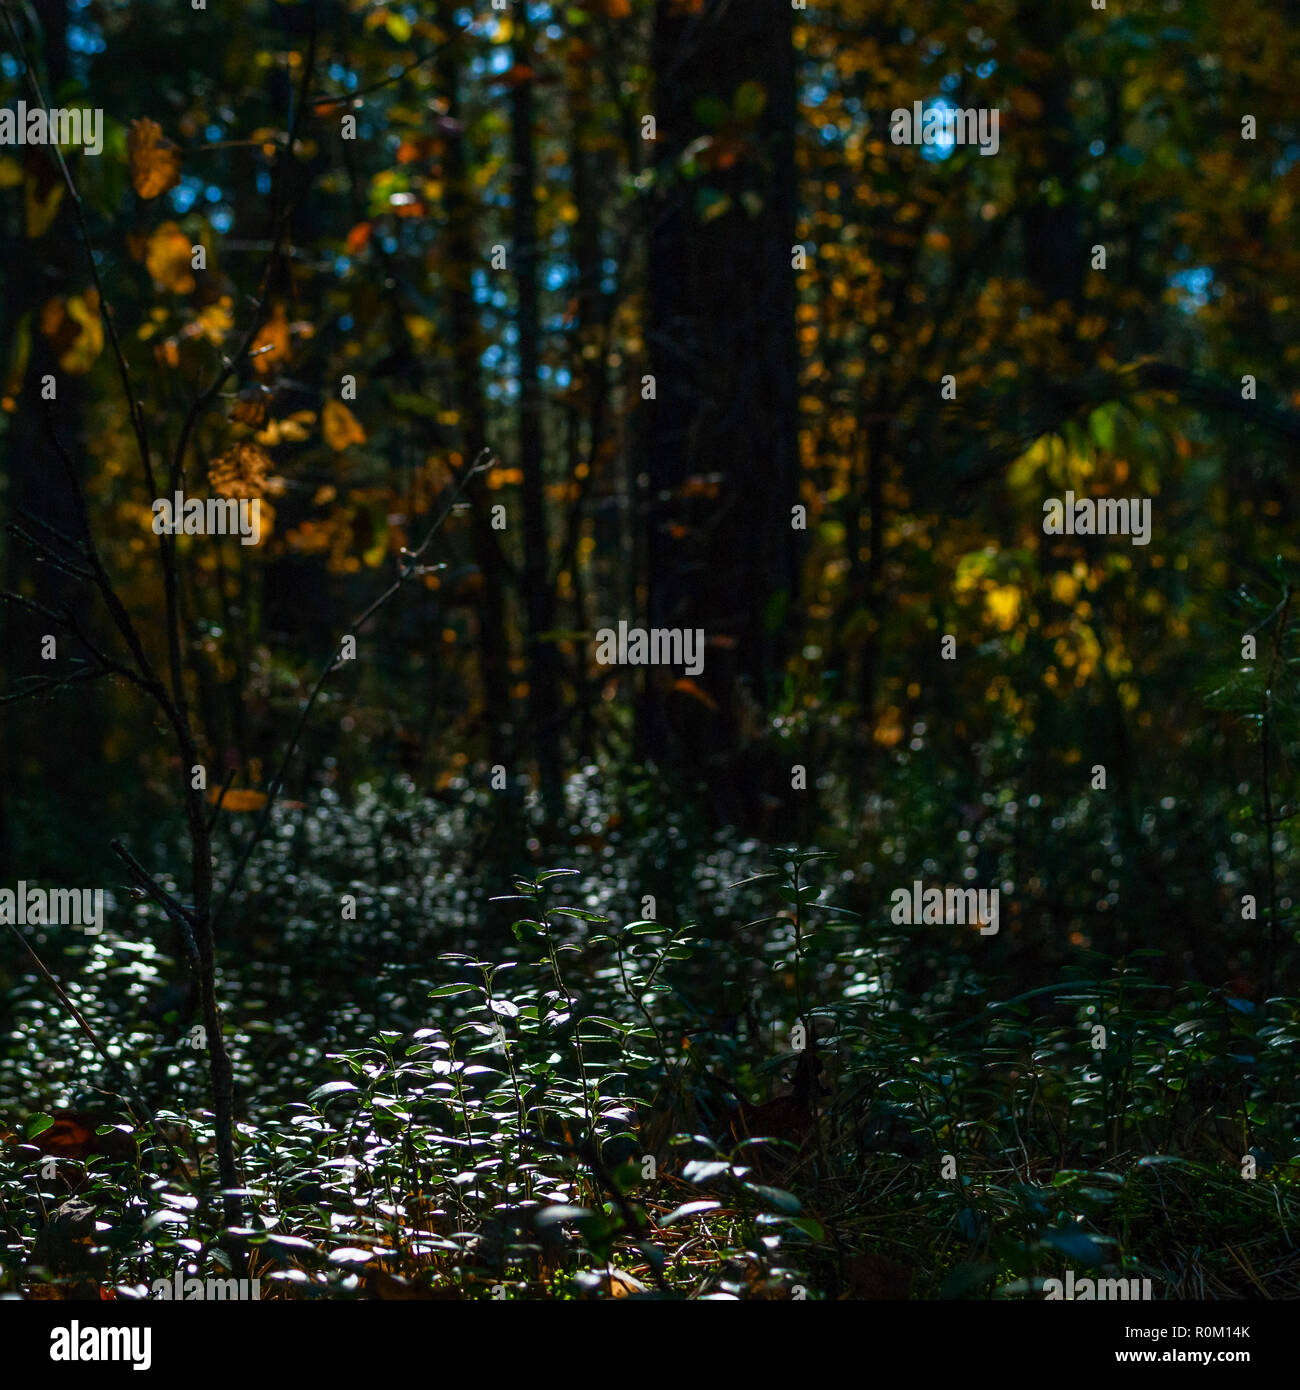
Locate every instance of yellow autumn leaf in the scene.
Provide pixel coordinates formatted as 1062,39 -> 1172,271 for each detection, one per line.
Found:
984,585 -> 1022,631
128,118 -> 182,199
256,409 -> 315,446
1050,572 -> 1079,605
59,290 -> 104,374
322,400 -> 367,451
39,290 -> 103,374
145,222 -> 196,293
195,297 -> 234,345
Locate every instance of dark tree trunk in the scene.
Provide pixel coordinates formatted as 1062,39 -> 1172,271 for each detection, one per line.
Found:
513,11 -> 565,823
1019,5 -> 1084,310
437,3 -> 514,781
0,0 -> 104,874
643,0 -> 800,828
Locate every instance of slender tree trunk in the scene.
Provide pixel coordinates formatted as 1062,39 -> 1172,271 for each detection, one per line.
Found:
857,417 -> 887,734
437,5 -> 514,782
513,12 -> 565,822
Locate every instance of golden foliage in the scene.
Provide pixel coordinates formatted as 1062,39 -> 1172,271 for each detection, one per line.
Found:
40,290 -> 103,374
208,787 -> 269,812
322,400 -> 367,451
145,223 -> 196,294
984,585 -> 1023,632
127,118 -> 182,200
250,304 -> 291,377
255,409 -> 315,445
209,443 -> 272,500
231,385 -> 273,427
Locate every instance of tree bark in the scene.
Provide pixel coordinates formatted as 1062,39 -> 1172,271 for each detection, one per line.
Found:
513,11 -> 565,823
644,0 -> 799,827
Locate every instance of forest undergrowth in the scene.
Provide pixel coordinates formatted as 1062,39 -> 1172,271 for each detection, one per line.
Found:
3,771 -> 1296,1301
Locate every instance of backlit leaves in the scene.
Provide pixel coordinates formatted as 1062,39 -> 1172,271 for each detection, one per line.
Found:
144,223 -> 195,294
209,443 -> 272,500
127,118 -> 182,200
322,400 -> 367,452
207,787 -> 269,812
249,304 -> 291,377
40,290 -> 103,374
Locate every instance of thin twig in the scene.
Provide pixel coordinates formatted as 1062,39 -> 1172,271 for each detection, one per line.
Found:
307,24 -> 470,106
210,448 -> 494,931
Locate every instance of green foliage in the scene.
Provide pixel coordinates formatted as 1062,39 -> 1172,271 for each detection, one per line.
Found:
2,801 -> 1296,1299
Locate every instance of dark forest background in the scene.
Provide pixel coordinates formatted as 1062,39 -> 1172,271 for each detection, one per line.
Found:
0,0 -> 1298,1305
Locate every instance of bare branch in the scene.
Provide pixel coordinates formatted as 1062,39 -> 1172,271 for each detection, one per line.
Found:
111,840 -> 202,977
211,448 -> 495,931
307,24 -> 470,106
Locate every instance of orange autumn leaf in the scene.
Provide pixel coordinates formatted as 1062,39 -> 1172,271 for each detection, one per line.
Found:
145,222 -> 196,294
209,442 -> 271,500
33,1113 -> 94,1158
231,384 -> 273,427
322,399 -> 367,451
672,678 -> 719,711
127,118 -> 182,200
679,474 -> 722,498
345,221 -> 372,255
208,787 -> 269,812
39,297 -> 67,341
249,304 -> 290,377
22,1112 -> 137,1164
40,297 -> 79,371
